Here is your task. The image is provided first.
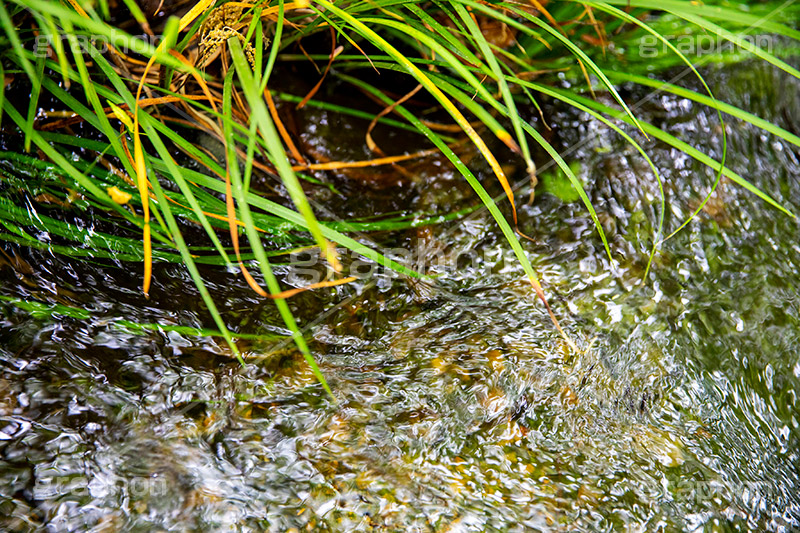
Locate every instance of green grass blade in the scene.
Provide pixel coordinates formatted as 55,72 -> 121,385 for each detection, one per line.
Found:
611,71 -> 800,151
86,44 -> 235,267
676,12 -> 800,81
226,42 -> 333,397
24,45 -> 46,152
581,0 -> 800,41
548,87 -> 795,218
0,2 -> 37,82
423,70 -> 614,260
452,2 -> 534,173
228,37 -> 336,272
477,0 -> 645,134
341,73 -> 575,347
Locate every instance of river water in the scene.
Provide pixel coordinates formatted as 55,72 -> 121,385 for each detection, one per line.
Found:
1,62 -> 799,531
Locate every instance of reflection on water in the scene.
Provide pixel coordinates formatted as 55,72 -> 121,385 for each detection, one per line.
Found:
1,63 -> 799,531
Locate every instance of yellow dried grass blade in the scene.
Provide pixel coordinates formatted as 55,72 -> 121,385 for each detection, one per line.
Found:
130,0 -> 215,296
132,129 -> 152,296
108,101 -> 133,131
63,0 -> 88,18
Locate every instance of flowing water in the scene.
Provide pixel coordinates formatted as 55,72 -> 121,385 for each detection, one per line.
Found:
1,62 -> 799,532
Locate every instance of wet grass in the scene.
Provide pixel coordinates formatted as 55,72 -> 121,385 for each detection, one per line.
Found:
0,0 -> 798,388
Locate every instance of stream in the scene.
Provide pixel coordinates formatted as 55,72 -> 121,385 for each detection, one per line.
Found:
1,61 -> 799,531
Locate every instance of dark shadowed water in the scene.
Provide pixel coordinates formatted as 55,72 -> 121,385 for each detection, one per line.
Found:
1,62 -> 799,531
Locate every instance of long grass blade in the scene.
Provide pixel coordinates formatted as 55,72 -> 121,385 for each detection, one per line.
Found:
228,37 -> 334,396
340,72 -> 578,352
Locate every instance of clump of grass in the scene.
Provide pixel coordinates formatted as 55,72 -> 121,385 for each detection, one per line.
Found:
1,0 -> 798,391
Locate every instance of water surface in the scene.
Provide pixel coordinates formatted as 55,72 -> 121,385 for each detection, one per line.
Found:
1,62 -> 799,531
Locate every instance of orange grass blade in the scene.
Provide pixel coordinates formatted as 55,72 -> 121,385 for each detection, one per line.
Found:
225,167 -> 270,297
40,94 -> 216,131
293,148 -> 439,171
265,89 -> 306,164
366,84 -> 423,154
528,0 -> 565,35
266,276 -> 357,299
297,28 -> 340,109
168,50 -> 218,113
528,278 -> 578,353
582,5 -> 607,53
